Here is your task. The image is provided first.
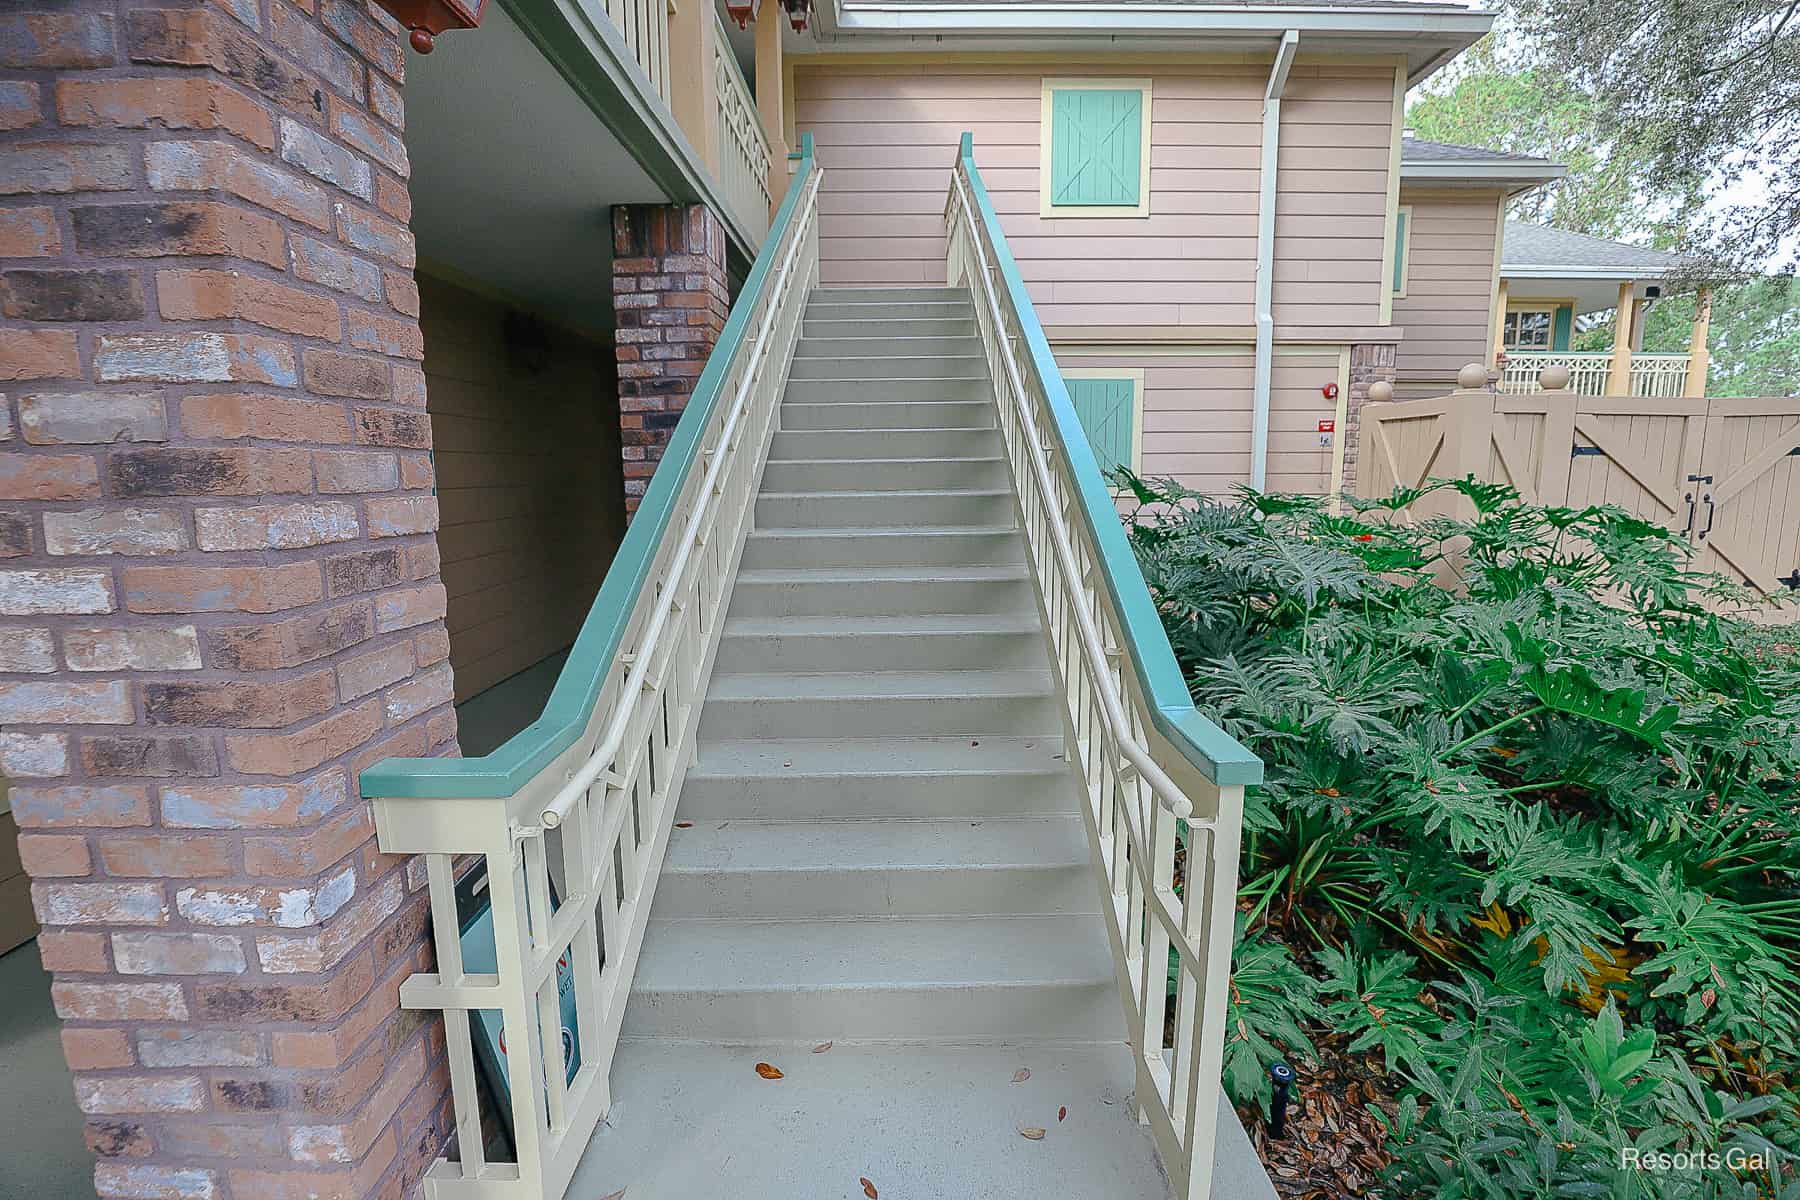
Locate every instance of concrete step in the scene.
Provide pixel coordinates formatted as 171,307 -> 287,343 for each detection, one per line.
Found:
699,669 -> 1059,739
729,564 -> 1035,618
780,398 -> 992,430
755,488 -> 1015,529
715,611 -> 1043,671
654,817 -> 1094,919
769,427 -> 1002,460
811,285 -> 969,304
759,455 -> 1010,492
739,526 -> 1023,570
790,353 -> 990,380
681,736 -> 1070,820
623,915 -> 1123,1041
784,376 -> 991,404
570,1040 -> 1260,1200
805,299 -> 978,322
802,315 -> 976,340
795,334 -> 984,359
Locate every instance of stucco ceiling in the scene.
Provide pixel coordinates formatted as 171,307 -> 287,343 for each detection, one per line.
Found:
404,3 -> 668,331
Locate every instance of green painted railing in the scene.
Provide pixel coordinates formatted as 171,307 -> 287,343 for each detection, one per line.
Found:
956,132 -> 1261,788
362,136 -> 817,801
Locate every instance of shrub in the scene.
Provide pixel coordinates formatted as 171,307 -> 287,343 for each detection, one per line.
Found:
1120,472 -> 1800,1196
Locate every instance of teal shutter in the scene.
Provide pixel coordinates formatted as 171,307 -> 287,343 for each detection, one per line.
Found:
1050,89 -> 1143,207
1391,209 -> 1409,293
1552,305 -> 1574,351
1065,378 -> 1136,476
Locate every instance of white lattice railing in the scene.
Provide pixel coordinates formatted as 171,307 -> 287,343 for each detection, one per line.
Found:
713,7 -> 771,242
1499,350 -> 1694,397
602,0 -> 672,102
363,143 -> 821,1200
946,137 -> 1259,1200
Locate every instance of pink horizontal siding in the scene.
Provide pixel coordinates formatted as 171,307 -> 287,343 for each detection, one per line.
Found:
1392,190 -> 1502,392
1056,351 -> 1342,496
796,61 -> 1398,331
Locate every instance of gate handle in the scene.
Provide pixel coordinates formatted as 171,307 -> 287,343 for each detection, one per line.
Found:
1680,492 -> 1695,535
1699,492 -> 1716,540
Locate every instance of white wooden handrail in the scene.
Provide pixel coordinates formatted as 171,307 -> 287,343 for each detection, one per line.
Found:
540,168 -> 820,832
949,173 -> 1198,825
945,139 -> 1257,1200
366,142 -> 823,1200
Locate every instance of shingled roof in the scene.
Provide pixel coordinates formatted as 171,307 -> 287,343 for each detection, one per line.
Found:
1501,222 -> 1683,275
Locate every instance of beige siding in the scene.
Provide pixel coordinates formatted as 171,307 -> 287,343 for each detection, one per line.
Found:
1392,189 -> 1503,394
796,60 -> 1398,332
419,276 -> 625,702
1055,349 -> 1344,496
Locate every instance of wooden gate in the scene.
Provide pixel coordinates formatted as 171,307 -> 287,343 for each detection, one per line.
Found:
1690,398 -> 1800,595
1359,386 -> 1800,605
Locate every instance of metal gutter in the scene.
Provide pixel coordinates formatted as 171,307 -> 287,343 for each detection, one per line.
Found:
504,0 -> 761,258
1250,29 -> 1298,493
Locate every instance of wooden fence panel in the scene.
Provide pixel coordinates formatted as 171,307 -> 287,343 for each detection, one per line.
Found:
1359,386 -> 1799,609
1564,397 -> 1709,533
1692,398 -> 1800,596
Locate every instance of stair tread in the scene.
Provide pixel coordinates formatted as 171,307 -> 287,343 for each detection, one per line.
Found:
634,915 -> 1116,992
664,817 -> 1086,874
745,523 -> 1017,539
760,487 -> 1011,501
708,669 -> 1053,702
737,564 -> 1028,584
691,736 -> 1065,780
763,455 -> 1006,466
723,611 -> 1038,637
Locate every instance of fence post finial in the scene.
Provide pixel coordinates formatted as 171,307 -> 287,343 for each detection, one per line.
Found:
1368,380 -> 1393,404
1538,364 -> 1571,392
1457,362 -> 1487,390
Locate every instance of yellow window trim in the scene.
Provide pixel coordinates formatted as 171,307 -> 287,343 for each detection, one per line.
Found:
1039,77 -> 1153,220
1391,203 -> 1413,299
1057,364 -> 1147,475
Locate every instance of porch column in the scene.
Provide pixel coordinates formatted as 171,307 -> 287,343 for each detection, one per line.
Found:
667,0 -> 720,174
753,6 -> 789,215
1606,280 -> 1636,396
0,3 -> 455,1197
611,204 -> 732,517
1491,278 -> 1509,366
1684,286 -> 1713,396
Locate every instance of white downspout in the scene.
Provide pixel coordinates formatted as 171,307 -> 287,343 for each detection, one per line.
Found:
1251,30 -> 1299,492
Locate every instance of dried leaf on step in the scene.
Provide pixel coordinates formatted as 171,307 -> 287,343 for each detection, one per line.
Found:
971,740 -> 980,747
599,1191 -> 626,1200
1018,1126 -> 1046,1140
1011,1068 -> 1031,1083
674,821 -> 692,828
1058,1106 -> 1067,1122
860,1177 -> 878,1198
812,1041 -> 833,1054
754,1062 -> 784,1079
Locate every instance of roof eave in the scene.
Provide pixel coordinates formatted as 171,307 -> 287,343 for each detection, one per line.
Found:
822,4 -> 1495,76
1501,264 -> 1675,280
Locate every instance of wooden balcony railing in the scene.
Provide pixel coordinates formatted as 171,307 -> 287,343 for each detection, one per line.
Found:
1499,350 -> 1694,397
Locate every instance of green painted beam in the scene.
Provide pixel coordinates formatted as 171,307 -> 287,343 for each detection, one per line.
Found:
956,132 -> 1262,788
362,136 -> 817,801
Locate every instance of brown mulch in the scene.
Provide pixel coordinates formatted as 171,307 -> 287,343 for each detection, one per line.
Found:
1241,1034 -> 1399,1200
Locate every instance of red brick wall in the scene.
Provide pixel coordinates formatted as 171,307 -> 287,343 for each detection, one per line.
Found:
611,203 -> 729,516
1342,342 -> 1397,498
1,2 -> 454,1197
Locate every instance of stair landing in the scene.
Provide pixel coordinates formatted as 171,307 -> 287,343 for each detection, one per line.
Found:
567,1041 -> 1173,1200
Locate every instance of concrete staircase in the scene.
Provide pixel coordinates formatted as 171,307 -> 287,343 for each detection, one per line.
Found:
568,287 -> 1194,1198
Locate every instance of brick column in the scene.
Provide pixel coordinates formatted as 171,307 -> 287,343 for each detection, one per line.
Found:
1,3 -> 454,1198
611,203 -> 729,517
1342,342 -> 1397,498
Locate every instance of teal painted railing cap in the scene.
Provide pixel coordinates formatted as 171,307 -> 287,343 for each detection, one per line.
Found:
361,140 -> 819,801
955,132 -> 1261,788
